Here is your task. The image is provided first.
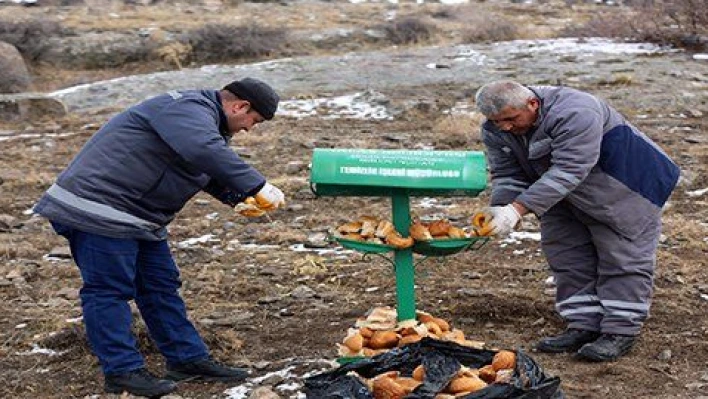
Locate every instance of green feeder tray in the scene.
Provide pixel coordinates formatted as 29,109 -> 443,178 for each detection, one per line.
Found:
413,237 -> 490,257
333,236 -> 397,254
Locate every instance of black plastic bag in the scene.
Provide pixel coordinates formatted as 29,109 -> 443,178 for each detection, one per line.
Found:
304,338 -> 564,399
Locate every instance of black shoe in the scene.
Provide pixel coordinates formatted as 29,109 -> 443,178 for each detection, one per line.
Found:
165,357 -> 249,383
105,368 -> 177,398
577,333 -> 636,362
536,329 -> 601,353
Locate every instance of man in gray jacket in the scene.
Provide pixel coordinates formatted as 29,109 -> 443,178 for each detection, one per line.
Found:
34,77 -> 285,396
475,80 -> 679,362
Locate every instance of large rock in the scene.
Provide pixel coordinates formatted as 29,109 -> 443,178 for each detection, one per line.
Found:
39,32 -> 157,69
0,93 -> 67,121
0,41 -> 32,94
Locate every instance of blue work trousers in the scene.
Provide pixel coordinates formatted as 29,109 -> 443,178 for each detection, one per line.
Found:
52,222 -> 209,375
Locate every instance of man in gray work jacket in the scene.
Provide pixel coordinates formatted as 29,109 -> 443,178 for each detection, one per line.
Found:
475,80 -> 679,362
34,77 -> 285,396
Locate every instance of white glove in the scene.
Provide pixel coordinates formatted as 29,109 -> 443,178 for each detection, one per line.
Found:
487,204 -> 522,237
253,182 -> 285,211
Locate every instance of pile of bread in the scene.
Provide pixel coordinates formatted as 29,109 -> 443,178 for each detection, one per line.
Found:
352,349 -> 517,398
335,216 -> 415,249
334,214 -> 493,249
337,307 -> 485,358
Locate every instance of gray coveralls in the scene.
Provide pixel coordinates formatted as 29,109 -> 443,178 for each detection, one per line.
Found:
481,86 -> 680,336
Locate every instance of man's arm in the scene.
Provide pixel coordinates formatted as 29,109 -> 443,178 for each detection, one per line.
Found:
149,97 -> 266,197
482,129 -> 532,206
202,179 -> 265,207
514,108 -> 604,216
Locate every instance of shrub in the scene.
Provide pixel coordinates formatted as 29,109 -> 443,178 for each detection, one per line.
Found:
561,0 -> 707,50
184,24 -> 287,64
382,17 -> 435,45
560,12 -> 636,39
443,6 -> 521,44
0,18 -> 65,61
461,19 -> 520,43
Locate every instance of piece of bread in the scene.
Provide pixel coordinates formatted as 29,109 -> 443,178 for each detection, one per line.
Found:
369,330 -> 400,349
409,222 -> 433,241
472,212 -> 488,228
337,221 -> 363,234
428,219 -> 452,237
412,365 -> 425,381
385,232 -> 414,249
376,220 -> 396,239
447,226 -> 468,239
342,233 -> 364,241
491,350 -> 516,371
470,212 -> 494,237
372,376 -> 408,399
446,376 -> 487,394
478,365 -> 496,383
343,329 -> 364,352
360,219 -> 378,238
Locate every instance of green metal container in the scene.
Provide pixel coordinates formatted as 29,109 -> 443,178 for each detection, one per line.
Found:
310,149 -> 487,197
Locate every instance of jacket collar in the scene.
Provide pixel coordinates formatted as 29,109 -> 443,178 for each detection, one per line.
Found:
214,90 -> 231,140
528,86 -> 546,130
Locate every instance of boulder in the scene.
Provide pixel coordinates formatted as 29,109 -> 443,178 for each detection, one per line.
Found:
0,41 -> 32,94
0,93 -> 67,121
39,32 -> 157,69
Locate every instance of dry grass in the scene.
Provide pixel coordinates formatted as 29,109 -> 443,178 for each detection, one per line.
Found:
432,113 -> 485,145
380,17 -> 436,45
663,213 -> 708,252
596,73 -> 635,87
459,14 -> 521,43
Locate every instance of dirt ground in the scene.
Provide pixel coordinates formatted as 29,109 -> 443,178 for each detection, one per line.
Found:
1,1 -> 708,399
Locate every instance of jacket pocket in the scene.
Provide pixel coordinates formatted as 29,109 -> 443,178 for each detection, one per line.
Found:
528,137 -> 552,160
528,137 -> 553,174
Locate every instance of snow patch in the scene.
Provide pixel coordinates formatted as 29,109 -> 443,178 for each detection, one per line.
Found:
177,234 -> 219,248
278,91 -> 392,120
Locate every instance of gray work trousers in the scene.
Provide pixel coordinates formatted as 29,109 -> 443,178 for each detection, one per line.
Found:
540,201 -> 661,336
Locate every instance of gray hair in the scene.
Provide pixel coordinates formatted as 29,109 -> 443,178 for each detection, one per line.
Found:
475,80 -> 536,116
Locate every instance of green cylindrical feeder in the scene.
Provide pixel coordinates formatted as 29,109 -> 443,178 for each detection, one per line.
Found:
310,148 -> 487,322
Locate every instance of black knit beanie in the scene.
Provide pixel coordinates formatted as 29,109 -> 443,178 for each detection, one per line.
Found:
223,78 -> 279,120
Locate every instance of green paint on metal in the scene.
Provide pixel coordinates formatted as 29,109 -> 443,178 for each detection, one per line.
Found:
412,237 -> 490,256
392,192 -> 416,322
310,149 -> 486,197
336,356 -> 367,365
333,237 -> 396,253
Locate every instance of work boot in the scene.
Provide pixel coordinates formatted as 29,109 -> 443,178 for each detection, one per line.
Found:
166,357 -> 249,383
577,333 -> 636,362
104,368 -> 177,398
536,328 -> 601,353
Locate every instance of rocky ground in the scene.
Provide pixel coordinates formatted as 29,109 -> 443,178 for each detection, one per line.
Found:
1,1 -> 708,398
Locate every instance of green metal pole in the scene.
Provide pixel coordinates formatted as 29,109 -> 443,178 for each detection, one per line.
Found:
391,191 -> 416,322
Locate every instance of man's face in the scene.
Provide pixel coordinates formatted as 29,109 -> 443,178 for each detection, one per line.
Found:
487,98 -> 539,136
227,100 -> 265,135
